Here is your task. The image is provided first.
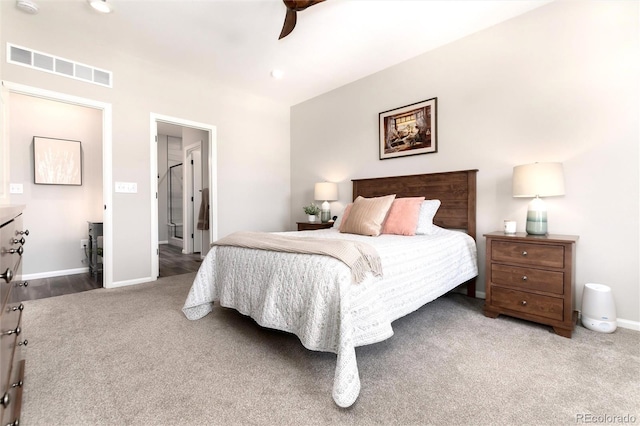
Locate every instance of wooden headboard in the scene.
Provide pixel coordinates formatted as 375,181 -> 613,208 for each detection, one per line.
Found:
352,169 -> 478,241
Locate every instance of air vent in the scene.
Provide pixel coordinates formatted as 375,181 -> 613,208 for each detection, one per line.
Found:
7,43 -> 112,88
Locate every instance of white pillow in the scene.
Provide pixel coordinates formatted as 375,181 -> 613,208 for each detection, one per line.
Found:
415,199 -> 441,235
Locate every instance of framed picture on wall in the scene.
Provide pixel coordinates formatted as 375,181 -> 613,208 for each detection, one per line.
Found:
379,97 -> 437,160
33,136 -> 82,185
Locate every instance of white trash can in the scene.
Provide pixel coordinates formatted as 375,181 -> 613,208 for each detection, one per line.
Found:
581,283 -> 617,333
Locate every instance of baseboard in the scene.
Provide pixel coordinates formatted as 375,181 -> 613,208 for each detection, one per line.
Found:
159,240 -> 168,245
107,275 -> 156,289
616,318 -> 640,331
22,267 -> 89,280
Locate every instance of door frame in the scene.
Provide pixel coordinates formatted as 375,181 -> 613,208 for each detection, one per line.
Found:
2,80 -> 114,287
150,113 -> 217,279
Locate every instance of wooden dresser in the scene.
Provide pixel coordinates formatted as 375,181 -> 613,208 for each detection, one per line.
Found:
0,205 -> 28,425
483,231 -> 579,338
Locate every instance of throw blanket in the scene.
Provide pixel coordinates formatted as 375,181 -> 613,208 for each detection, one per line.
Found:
212,231 -> 382,283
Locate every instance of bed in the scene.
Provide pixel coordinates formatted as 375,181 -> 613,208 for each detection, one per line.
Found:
183,169 -> 478,407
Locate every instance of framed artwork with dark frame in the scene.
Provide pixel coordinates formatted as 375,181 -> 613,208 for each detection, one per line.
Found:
33,136 -> 82,185
379,97 -> 437,160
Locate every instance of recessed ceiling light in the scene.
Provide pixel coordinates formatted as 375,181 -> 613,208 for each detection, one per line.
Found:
270,69 -> 284,80
16,0 -> 38,14
88,0 -> 112,14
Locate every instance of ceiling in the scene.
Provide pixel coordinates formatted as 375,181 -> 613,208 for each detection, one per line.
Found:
20,0 -> 551,107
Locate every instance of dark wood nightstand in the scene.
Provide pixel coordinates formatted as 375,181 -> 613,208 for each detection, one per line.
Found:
297,221 -> 334,231
483,231 -> 579,338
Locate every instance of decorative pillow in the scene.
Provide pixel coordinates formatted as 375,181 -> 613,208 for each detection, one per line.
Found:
336,203 -> 353,231
381,197 -> 425,236
415,199 -> 441,235
339,194 -> 396,236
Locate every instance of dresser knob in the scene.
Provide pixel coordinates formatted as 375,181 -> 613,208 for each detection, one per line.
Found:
0,268 -> 13,284
11,304 -> 24,312
522,251 -> 528,256
522,276 -> 528,281
16,229 -> 29,236
2,326 -> 20,337
17,281 -> 28,288
8,246 -> 24,256
521,300 -> 527,306
18,339 -> 28,347
0,392 -> 9,408
11,237 -> 25,245
11,380 -> 23,388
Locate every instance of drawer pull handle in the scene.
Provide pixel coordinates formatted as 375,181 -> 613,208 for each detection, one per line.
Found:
18,339 -> 28,347
522,276 -> 528,281
1,268 -> 13,284
11,237 -> 25,245
11,380 -> 23,388
1,392 -> 9,408
16,229 -> 29,236
8,246 -> 24,256
2,326 -> 21,337
521,300 -> 528,306
522,251 -> 528,256
11,304 -> 25,312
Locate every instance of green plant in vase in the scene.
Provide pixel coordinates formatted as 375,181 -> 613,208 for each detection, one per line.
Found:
303,203 -> 321,222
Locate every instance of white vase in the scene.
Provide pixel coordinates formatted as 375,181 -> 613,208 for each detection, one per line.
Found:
308,215 -> 316,222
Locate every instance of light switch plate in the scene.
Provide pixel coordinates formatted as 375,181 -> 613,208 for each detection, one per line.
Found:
115,181 -> 137,193
9,183 -> 23,194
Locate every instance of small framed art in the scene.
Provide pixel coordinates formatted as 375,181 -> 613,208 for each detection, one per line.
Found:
33,136 -> 82,185
379,97 -> 437,160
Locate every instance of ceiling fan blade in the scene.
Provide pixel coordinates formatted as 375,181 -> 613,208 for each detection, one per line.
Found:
279,0 -> 325,39
279,8 -> 297,40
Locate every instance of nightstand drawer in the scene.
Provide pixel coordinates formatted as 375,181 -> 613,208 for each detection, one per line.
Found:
491,264 -> 564,295
492,241 -> 564,269
491,287 -> 564,321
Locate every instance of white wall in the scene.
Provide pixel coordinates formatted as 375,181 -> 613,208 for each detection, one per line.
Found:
0,1 -> 290,284
291,1 -> 639,325
8,92 -> 103,277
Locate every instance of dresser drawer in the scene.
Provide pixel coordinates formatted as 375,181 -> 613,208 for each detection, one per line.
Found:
492,241 -> 564,269
491,287 -> 564,321
491,264 -> 564,295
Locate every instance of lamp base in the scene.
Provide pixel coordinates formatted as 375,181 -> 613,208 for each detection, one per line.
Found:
321,201 -> 331,223
526,197 -> 547,235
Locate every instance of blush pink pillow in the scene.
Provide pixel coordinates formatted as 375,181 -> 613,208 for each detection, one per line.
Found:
338,204 -> 353,232
381,197 -> 425,236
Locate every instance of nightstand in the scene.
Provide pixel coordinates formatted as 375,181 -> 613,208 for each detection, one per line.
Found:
483,231 -> 579,338
297,221 -> 334,231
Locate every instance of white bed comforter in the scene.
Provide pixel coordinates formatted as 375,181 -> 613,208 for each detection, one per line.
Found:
182,226 -> 478,407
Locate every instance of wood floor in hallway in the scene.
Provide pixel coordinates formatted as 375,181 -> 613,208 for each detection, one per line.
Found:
16,243 -> 202,302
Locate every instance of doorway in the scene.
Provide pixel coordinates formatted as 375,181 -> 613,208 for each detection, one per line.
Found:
2,81 -> 114,287
150,113 -> 217,280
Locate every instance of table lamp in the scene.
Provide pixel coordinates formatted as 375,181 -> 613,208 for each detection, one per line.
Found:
512,162 -> 565,235
314,182 -> 338,223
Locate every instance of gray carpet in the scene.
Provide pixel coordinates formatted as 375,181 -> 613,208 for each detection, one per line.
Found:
20,273 -> 639,425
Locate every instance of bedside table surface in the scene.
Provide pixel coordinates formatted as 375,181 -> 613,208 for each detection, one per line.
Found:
484,231 -> 579,244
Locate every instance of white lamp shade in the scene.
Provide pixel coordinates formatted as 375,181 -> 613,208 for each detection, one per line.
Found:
314,182 -> 338,202
512,162 -> 565,198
